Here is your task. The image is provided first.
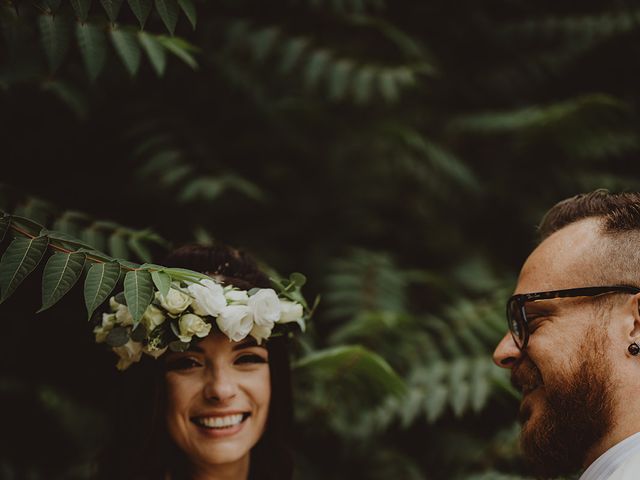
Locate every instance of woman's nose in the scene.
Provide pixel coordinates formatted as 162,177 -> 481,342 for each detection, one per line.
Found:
493,332 -> 522,368
203,366 -> 238,403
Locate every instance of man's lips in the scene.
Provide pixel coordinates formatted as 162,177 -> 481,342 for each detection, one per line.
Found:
511,361 -> 544,396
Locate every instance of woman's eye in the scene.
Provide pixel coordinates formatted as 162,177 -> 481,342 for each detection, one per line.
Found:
235,354 -> 267,365
166,357 -> 202,371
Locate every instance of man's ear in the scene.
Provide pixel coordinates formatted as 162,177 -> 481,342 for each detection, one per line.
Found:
629,292 -> 640,338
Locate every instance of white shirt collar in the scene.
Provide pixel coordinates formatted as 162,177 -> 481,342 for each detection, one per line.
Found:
580,432 -> 640,480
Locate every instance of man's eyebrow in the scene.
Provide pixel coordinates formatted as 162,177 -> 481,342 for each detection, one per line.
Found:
232,338 -> 266,351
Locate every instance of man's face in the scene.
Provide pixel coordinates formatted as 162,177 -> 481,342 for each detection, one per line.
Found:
493,219 -> 618,478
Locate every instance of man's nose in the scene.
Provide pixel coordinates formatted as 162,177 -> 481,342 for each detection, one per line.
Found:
493,332 -> 522,368
203,366 -> 238,403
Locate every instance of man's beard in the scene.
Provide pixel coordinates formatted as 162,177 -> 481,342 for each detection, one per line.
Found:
511,346 -> 615,479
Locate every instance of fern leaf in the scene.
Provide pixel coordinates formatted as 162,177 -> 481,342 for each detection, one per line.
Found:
128,0 -> 153,28
177,0 -> 196,29
100,0 -> 124,22
139,31 -> 167,76
38,14 -> 71,72
156,36 -> 197,69
155,0 -> 180,35
110,28 -> 142,76
70,0 -> 92,22
76,22 -> 107,81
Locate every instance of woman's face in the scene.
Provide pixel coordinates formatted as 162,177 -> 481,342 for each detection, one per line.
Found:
164,332 -> 271,471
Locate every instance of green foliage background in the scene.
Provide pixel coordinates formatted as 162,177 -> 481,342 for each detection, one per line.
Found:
2,0 -> 640,478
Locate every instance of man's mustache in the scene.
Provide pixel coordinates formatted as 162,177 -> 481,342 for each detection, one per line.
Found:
511,359 -> 544,394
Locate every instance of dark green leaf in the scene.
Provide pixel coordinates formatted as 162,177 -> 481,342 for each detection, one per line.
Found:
290,272 -> 307,287
76,248 -> 114,262
155,0 -> 179,35
129,236 -> 152,262
39,252 -> 86,312
124,269 -> 154,324
106,326 -> 129,347
42,229 -> 96,250
138,31 -> 167,76
294,345 -> 406,398
128,0 -> 152,28
114,291 -> 127,305
111,28 -> 142,76
0,236 -> 49,303
9,215 -> 44,235
151,270 -> 171,298
0,214 -> 10,243
100,0 -> 124,22
70,0 -> 92,22
157,36 -> 197,69
177,0 -> 196,29
84,261 -> 121,319
38,14 -> 71,71
76,22 -> 107,81
130,323 -> 147,341
108,231 -> 130,260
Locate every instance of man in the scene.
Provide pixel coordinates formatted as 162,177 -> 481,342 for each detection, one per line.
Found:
493,190 -> 640,480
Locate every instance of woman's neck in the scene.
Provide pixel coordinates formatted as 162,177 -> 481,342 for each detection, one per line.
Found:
189,455 -> 250,480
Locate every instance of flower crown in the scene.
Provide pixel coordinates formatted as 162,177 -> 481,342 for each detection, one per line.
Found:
93,277 -> 308,370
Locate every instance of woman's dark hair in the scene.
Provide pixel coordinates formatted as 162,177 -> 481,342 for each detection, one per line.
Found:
98,244 -> 293,480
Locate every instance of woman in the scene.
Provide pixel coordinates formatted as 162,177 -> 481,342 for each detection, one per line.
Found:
97,244 -> 299,480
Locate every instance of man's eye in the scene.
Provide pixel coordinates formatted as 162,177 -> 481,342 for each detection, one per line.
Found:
235,354 -> 267,365
166,357 -> 201,371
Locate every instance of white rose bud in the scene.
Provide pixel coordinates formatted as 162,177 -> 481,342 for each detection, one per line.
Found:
177,313 -> 212,343
157,288 -> 192,316
115,304 -> 134,326
248,289 -> 281,327
143,345 -> 168,359
141,304 -> 166,333
250,322 -> 274,344
225,289 -> 249,304
216,305 -> 254,342
94,313 -> 117,343
279,300 -> 303,323
187,279 -> 227,317
113,340 -> 143,370
278,300 -> 306,331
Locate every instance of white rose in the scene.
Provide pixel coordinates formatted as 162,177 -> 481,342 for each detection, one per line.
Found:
248,289 -> 281,327
187,279 -> 227,316
115,304 -> 133,326
109,296 -> 121,311
216,305 -> 254,342
94,313 -> 117,343
250,322 -> 274,344
225,289 -> 249,304
142,304 -> 166,333
178,313 -> 212,343
113,340 -> 143,370
157,288 -> 192,315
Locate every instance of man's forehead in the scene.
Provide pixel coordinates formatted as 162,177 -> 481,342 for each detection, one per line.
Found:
516,218 -> 604,293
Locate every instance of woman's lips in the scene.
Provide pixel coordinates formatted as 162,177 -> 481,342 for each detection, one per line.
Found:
190,413 -> 250,438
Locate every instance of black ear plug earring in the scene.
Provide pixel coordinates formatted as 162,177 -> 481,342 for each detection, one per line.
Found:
629,343 -> 640,356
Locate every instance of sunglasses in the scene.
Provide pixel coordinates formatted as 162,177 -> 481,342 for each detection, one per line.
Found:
506,285 -> 640,350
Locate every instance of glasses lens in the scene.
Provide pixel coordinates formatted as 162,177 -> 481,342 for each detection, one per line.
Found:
507,298 -> 525,349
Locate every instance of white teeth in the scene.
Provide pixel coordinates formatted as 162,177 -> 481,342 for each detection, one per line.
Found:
195,414 -> 244,429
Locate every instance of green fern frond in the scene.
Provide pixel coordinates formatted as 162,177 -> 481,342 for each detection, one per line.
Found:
449,94 -> 627,134
223,19 -> 429,104
0,185 -> 169,262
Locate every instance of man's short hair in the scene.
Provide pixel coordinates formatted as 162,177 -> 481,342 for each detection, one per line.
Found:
539,189 -> 640,240
539,190 -> 640,287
